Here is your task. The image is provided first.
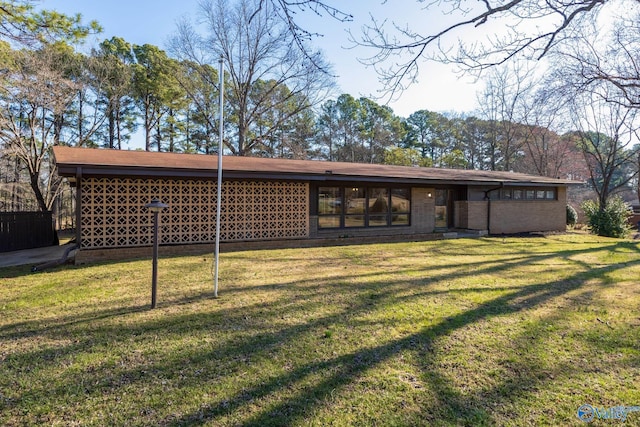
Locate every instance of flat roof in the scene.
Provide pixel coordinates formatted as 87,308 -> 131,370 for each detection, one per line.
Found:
53,146 -> 579,187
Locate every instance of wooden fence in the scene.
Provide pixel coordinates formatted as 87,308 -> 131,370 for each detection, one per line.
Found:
0,211 -> 57,253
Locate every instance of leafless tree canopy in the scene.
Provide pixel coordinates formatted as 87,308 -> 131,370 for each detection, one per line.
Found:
257,0 -> 633,97
254,0 -> 352,70
0,47 -> 78,211
551,11 -> 640,110
170,0 -> 335,156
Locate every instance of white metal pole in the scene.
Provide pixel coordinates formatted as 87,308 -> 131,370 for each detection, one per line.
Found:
214,56 -> 224,298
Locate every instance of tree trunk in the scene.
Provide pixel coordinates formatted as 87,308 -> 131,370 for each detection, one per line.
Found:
108,106 -> 116,149
29,172 -> 48,212
637,151 -> 640,204
144,94 -> 152,151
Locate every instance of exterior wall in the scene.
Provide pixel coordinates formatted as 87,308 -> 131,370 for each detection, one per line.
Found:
310,186 -> 435,238
454,200 -> 488,230
489,186 -> 566,234
457,187 -> 567,234
412,187 -> 436,233
77,175 -> 568,261
460,201 -> 489,230
79,177 -> 309,250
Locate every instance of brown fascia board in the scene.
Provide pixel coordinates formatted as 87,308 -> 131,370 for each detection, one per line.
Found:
52,146 -> 580,187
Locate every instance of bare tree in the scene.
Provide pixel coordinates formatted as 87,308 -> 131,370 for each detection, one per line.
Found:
0,46 -> 78,211
476,62 -> 533,171
253,0 -> 633,98
253,0 -> 352,72
556,9 -> 640,110
544,15 -> 640,203
519,85 -> 574,178
569,88 -> 640,208
169,0 -> 334,156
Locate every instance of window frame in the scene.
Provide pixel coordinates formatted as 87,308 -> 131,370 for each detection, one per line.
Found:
317,185 -> 411,229
500,186 -> 557,201
318,186 -> 343,228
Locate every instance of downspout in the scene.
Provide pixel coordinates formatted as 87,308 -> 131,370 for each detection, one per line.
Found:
31,242 -> 78,272
483,183 -> 504,235
32,166 -> 82,272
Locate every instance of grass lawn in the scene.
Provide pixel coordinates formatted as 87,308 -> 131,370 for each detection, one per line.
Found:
1,232 -> 639,426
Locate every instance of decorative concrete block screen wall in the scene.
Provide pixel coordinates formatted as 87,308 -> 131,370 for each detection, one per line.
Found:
80,177 -> 309,249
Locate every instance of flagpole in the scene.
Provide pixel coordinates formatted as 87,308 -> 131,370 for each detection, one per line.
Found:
214,56 -> 224,298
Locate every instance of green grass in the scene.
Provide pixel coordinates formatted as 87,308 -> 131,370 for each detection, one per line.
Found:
1,232 -> 639,426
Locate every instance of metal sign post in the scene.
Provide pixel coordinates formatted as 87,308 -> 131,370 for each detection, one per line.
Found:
214,56 -> 224,298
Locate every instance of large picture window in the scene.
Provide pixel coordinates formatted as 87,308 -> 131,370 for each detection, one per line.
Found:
318,186 -> 410,229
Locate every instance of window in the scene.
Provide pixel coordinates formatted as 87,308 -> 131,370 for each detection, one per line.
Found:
369,188 -> 389,227
391,188 -> 410,226
499,187 -> 556,201
318,187 -> 342,228
345,187 -> 366,227
318,186 -> 411,229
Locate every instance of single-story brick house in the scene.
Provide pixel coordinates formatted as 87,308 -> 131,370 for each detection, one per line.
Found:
53,146 -> 577,263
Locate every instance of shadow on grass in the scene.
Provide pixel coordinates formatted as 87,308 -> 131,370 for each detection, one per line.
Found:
172,260 -> 635,426
1,239 -> 639,426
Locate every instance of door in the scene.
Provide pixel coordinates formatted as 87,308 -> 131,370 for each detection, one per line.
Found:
435,189 -> 449,229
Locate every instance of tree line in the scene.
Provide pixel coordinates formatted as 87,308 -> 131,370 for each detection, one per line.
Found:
1,0 -> 639,221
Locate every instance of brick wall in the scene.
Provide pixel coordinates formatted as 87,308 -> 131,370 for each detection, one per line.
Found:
458,187 -> 566,234
491,187 -> 566,234
490,201 -> 565,233
461,202 -> 489,231
412,187 -> 435,233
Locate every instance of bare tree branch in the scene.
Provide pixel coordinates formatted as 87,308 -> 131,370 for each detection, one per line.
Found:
254,0 -> 352,74
256,0 -> 627,99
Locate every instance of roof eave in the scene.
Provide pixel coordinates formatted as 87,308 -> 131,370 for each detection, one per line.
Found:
56,164 -> 573,187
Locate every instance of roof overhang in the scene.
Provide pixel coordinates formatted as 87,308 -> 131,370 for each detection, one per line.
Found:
53,146 -> 582,188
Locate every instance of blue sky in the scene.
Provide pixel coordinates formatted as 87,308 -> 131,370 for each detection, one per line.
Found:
43,0 -> 481,117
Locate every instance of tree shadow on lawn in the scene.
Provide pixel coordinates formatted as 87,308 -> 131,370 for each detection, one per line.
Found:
0,238 -> 576,340
164,243 -> 638,424
173,261 -> 637,426
1,241 -> 639,425
0,292 -> 227,342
